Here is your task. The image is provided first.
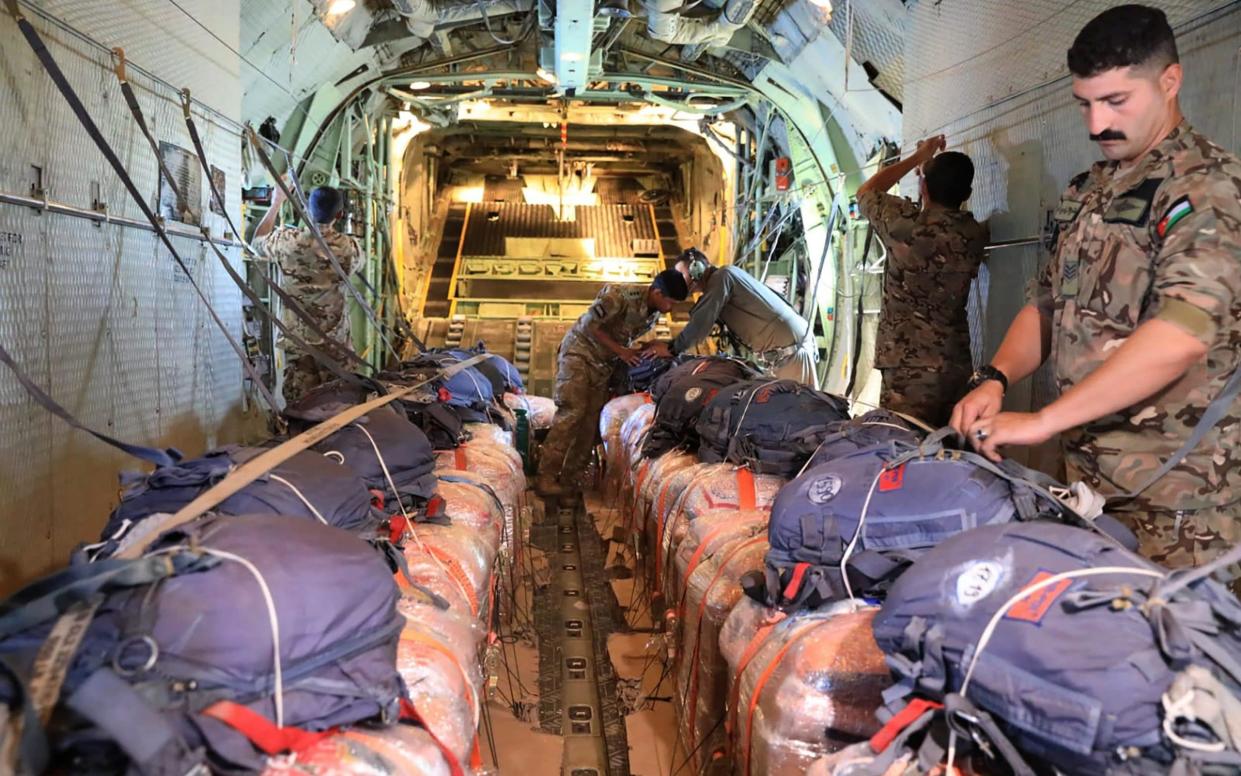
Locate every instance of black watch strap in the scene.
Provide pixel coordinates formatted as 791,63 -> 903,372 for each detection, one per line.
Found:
968,365 -> 1008,392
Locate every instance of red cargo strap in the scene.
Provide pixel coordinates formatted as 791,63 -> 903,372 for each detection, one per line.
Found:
399,698 -> 467,776
741,624 -> 818,776
781,562 -> 812,601
454,447 -> 468,470
678,523 -> 744,616
653,480 -> 690,590
202,700 -> 335,755
725,620 -> 781,742
869,698 -> 944,754
682,535 -> 768,770
369,488 -> 386,511
736,468 -> 756,510
642,391 -> 654,404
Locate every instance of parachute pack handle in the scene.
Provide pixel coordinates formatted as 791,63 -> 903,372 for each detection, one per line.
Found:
943,693 -> 1038,776
158,89 -> 368,387
0,341 -> 182,468
113,353 -> 498,560
6,1 -> 281,416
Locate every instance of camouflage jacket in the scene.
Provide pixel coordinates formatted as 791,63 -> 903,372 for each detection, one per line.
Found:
1033,121 -> 1241,511
562,283 -> 659,366
858,190 -> 989,368
257,224 -> 360,346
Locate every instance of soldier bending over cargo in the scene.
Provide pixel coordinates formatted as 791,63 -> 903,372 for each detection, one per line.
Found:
953,5 -> 1241,584
856,136 -> 989,426
535,270 -> 688,496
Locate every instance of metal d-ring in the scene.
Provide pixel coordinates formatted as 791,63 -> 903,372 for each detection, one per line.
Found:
112,634 -> 160,677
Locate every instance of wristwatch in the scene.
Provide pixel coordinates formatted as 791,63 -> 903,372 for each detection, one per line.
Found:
967,365 -> 1009,393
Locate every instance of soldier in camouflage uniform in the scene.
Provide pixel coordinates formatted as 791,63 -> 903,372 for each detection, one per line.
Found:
952,5 -> 1241,584
254,186 -> 360,405
856,137 -> 990,426
535,270 -> 688,496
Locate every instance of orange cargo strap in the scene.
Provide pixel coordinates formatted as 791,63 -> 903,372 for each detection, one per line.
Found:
869,698 -> 944,754
642,391 -> 654,403
736,467 -> 756,510
678,523 -> 748,617
725,619 -> 783,741
682,535 -> 768,766
202,700 -> 335,755
399,629 -> 483,771
454,447 -> 468,470
741,624 -> 818,776
654,480 -> 692,589
401,544 -> 478,617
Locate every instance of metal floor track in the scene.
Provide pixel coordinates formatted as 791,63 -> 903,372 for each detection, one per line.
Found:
533,494 -> 631,776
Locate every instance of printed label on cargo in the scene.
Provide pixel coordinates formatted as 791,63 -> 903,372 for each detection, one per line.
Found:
1005,570 -> 1071,624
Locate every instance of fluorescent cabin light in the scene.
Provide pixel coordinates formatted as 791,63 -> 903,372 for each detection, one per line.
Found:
410,81 -> 432,90
326,0 -> 356,15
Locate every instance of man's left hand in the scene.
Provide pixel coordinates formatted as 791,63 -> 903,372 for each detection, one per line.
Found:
967,412 -> 1055,462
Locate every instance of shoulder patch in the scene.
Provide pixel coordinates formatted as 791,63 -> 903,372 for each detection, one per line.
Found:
1156,195 -> 1194,238
1068,170 -> 1091,191
1103,177 -> 1164,227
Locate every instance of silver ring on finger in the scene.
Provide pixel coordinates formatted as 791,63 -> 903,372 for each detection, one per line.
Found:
974,428 -> 989,442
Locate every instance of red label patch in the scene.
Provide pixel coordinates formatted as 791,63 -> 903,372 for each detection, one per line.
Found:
754,386 -> 775,404
702,388 -> 719,404
878,464 -> 906,492
1005,570 -> 1071,624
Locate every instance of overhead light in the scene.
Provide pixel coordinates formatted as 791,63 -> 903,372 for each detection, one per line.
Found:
326,0 -> 356,15
410,80 -> 432,90
807,0 -> 831,9
560,51 -> 584,62
536,67 -> 557,85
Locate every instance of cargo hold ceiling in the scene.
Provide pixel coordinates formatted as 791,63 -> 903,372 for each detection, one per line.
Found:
238,0 -> 904,171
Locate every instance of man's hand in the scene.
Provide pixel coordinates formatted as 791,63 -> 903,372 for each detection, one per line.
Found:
641,341 -> 673,360
915,134 -> 947,161
966,411 -> 1055,462
949,381 -> 1004,440
617,346 -> 643,367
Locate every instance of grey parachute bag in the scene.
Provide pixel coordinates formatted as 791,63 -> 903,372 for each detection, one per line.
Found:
0,514 -> 408,775
868,520 -> 1241,776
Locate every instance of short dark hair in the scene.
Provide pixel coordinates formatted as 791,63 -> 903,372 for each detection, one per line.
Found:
1067,4 -> 1178,78
309,186 -> 344,224
923,152 -> 974,209
652,268 -> 689,301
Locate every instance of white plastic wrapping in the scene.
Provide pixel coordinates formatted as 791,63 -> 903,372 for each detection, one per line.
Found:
435,475 -> 506,554
261,724 -> 456,775
720,600 -> 890,776
464,422 -> 513,449
504,392 -> 556,429
401,522 -> 494,620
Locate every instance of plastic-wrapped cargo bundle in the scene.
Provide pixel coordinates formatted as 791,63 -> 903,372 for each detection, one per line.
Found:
721,600 -> 890,776
675,517 -> 771,772
600,393 -> 653,494
436,476 -> 506,555
395,603 -> 485,767
505,392 -> 556,429
464,421 -> 513,449
643,462 -> 719,589
259,724 -> 457,775
657,467 -> 785,594
619,402 -> 656,470
633,451 -> 700,541
435,443 -> 524,509
401,522 -> 495,619
671,509 -> 770,623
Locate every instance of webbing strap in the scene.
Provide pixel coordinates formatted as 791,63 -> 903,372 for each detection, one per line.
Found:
202,700 -> 334,756
170,86 -> 371,376
423,544 -> 479,616
0,341 -> 181,467
113,353 -> 497,559
741,623 -> 817,776
5,1 -> 280,416
736,467 -> 756,510
399,630 -> 478,728
398,698 -> 466,776
725,620 -> 780,742
245,126 -> 402,362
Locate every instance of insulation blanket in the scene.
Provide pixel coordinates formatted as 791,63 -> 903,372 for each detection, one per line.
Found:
720,600 -> 890,776
673,515 -> 770,773
504,392 -> 556,429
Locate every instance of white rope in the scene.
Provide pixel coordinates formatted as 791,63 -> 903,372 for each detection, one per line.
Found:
1162,682 -> 1228,754
322,450 -> 346,464
268,474 -> 330,525
201,546 -> 286,727
81,518 -> 135,560
945,564 -> 1167,771
838,466 -> 886,609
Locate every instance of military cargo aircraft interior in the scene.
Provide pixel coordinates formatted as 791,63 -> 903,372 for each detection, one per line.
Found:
2,0 -> 1241,774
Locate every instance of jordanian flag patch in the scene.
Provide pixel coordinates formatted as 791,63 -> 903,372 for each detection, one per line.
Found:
1157,196 -> 1194,237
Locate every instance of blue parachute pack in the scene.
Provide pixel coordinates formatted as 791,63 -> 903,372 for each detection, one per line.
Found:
642,356 -> 762,458
867,521 -> 1241,776
694,378 -> 851,477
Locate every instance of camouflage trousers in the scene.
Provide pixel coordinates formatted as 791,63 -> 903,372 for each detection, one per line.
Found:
536,353 -> 612,488
1115,503 -> 1241,595
879,363 -> 972,428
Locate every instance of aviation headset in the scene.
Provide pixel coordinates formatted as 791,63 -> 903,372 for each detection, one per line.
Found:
682,247 -> 710,281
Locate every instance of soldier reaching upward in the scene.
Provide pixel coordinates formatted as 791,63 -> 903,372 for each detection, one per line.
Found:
254,185 -> 360,406
856,136 -> 990,426
953,4 -> 1241,580
535,270 -> 688,497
